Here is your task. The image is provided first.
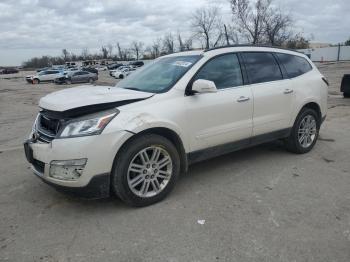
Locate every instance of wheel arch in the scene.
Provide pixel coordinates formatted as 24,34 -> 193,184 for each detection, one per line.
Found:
301,102 -> 322,121
115,127 -> 188,174
293,101 -> 322,125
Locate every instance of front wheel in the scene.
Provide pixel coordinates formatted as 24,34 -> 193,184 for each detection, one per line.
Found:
112,134 -> 180,207
32,78 -> 40,84
285,108 -> 320,154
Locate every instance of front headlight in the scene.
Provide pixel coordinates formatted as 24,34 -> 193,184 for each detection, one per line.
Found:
58,109 -> 119,138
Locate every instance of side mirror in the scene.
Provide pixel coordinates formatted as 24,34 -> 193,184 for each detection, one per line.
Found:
192,79 -> 217,94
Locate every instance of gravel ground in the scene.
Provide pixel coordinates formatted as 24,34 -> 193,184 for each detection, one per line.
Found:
0,64 -> 350,262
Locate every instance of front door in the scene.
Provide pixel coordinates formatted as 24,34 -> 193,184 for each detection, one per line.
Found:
185,53 -> 253,152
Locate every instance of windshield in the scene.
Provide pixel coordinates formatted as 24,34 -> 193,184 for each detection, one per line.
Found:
116,55 -> 201,93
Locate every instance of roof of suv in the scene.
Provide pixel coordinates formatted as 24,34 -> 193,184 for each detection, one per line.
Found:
162,45 -> 307,59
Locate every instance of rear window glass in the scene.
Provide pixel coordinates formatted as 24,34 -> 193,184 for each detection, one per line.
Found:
276,53 -> 312,78
243,52 -> 282,84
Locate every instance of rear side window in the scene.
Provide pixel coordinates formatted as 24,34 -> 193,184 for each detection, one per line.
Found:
194,53 -> 243,89
243,52 -> 282,84
276,53 -> 312,78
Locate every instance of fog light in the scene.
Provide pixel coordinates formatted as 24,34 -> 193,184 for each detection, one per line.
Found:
49,159 -> 87,181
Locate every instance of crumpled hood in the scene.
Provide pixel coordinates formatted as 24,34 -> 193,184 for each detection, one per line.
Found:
39,85 -> 153,112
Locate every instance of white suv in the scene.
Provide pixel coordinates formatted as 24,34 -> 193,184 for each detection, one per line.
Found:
24,46 -> 328,206
26,70 -> 64,84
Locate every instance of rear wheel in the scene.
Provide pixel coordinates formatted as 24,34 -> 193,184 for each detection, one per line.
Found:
285,108 -> 320,154
112,134 -> 180,207
66,79 -> 72,85
119,74 -> 124,79
88,78 -> 93,84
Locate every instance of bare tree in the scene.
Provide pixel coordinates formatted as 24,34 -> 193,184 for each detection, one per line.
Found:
116,42 -> 124,60
183,37 -> 193,51
223,24 -> 239,45
131,41 -> 144,60
345,37 -> 350,46
101,46 -> 108,59
150,38 -> 162,58
81,48 -> 89,60
264,8 -> 292,46
107,44 -> 113,58
163,33 -> 175,54
62,49 -> 69,61
285,33 -> 310,49
191,6 -> 223,49
230,0 -> 271,44
178,32 -> 185,52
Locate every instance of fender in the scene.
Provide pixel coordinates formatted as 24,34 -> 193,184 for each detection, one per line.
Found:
105,111 -> 190,152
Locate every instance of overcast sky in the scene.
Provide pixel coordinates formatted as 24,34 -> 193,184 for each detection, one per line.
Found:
0,0 -> 349,66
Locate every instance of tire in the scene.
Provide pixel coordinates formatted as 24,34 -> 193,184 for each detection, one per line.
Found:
111,134 -> 180,207
66,79 -> 72,85
119,74 -> 124,79
88,78 -> 93,84
285,108 -> 320,154
343,92 -> 350,98
32,78 -> 40,84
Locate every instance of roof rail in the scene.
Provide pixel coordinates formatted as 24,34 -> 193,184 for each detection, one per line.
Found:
204,44 -> 299,53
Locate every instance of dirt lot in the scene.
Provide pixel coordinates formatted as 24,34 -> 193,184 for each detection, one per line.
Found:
0,64 -> 350,262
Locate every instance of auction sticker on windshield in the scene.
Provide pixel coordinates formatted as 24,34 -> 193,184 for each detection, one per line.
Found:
172,61 -> 192,67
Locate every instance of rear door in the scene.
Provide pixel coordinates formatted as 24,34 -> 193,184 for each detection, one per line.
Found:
185,53 -> 253,152
71,72 -> 81,83
241,52 -> 295,136
79,71 -> 90,82
39,71 -> 51,81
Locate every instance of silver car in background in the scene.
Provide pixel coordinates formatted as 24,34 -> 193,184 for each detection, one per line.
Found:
54,70 -> 98,84
26,70 -> 64,84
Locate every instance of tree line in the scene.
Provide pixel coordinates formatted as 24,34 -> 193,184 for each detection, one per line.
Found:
23,0 -> 317,68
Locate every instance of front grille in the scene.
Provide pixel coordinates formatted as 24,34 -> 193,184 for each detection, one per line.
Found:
37,113 -> 61,143
32,159 -> 45,174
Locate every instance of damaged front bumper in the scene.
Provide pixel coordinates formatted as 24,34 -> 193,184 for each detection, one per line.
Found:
23,130 -> 133,199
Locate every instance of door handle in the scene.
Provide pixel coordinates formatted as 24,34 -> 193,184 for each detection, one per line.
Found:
283,89 -> 294,94
237,96 -> 250,102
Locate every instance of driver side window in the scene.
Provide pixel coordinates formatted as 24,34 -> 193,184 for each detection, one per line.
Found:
194,53 -> 243,89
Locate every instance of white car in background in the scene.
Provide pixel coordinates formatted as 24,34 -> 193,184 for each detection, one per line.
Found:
26,70 -> 64,84
112,67 -> 136,79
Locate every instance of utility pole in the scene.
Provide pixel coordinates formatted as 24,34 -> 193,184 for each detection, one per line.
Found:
224,24 -> 230,46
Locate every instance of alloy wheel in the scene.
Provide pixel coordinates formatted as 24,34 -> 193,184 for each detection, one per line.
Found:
127,146 -> 173,198
298,114 -> 317,148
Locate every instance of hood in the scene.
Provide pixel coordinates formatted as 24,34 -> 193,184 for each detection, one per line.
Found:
39,85 -> 153,112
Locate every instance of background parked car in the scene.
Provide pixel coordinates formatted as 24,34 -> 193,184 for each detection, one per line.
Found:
109,65 -> 130,76
26,70 -> 64,84
112,67 -> 136,79
55,70 -> 98,84
0,68 -> 19,74
82,67 -> 98,75
36,67 -> 51,72
95,65 -> 108,71
107,63 -> 124,70
128,61 -> 144,67
340,74 -> 350,98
